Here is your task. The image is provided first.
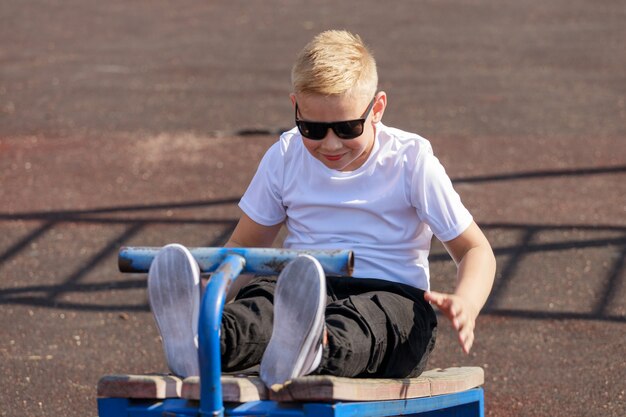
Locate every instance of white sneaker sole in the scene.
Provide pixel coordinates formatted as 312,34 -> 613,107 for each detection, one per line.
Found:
260,254 -> 326,388
148,244 -> 200,377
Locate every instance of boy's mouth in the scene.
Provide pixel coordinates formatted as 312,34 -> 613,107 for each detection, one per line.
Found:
322,153 -> 343,161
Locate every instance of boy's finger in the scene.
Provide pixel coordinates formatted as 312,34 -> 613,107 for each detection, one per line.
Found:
426,292 -> 454,312
457,317 -> 475,353
424,291 -> 445,304
451,309 -> 464,330
457,323 -> 474,348
461,332 -> 474,354
458,319 -> 473,339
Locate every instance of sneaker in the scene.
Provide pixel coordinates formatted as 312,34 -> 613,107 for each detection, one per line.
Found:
148,244 -> 201,377
260,254 -> 326,388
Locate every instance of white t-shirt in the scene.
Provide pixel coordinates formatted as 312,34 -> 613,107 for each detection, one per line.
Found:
238,123 -> 473,290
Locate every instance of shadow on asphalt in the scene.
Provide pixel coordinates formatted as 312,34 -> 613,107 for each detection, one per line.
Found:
0,198 -> 239,313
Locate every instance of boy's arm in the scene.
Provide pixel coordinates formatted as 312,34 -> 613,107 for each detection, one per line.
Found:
221,213 -> 283,301
225,213 -> 283,248
425,221 -> 496,354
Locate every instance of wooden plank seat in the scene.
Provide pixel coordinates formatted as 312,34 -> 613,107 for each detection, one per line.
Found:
100,367 -> 483,403
268,367 -> 484,402
182,375 -> 268,402
97,374 -> 268,402
97,374 -> 183,400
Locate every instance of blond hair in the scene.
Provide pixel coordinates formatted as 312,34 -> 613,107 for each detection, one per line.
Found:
291,30 -> 378,98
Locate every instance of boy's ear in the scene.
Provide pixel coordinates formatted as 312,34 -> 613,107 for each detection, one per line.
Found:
289,93 -> 297,107
372,91 -> 387,123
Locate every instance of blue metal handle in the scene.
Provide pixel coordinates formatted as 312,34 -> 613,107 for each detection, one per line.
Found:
198,253 -> 246,417
119,246 -> 354,276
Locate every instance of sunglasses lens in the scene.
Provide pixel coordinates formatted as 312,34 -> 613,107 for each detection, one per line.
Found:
334,120 -> 364,139
297,121 -> 327,140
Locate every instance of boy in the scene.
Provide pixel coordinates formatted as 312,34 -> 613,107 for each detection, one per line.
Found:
148,30 -> 496,388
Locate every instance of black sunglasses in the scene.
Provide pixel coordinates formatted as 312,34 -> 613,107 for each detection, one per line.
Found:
295,97 -> 376,140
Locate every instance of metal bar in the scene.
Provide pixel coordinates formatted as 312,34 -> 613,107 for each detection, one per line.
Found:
301,388 -> 484,417
198,254 -> 246,417
118,246 -> 354,276
98,398 -> 199,417
227,400 -> 305,417
223,388 -> 484,417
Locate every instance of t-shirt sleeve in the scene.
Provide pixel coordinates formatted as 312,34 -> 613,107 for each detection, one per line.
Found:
410,147 -> 473,242
238,142 -> 287,226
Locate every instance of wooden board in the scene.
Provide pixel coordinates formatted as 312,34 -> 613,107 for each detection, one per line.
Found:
182,375 -> 268,402
270,367 -> 484,402
97,374 -> 182,399
422,367 -> 485,396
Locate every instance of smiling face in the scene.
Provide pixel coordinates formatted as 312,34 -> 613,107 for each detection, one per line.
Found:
292,92 -> 386,172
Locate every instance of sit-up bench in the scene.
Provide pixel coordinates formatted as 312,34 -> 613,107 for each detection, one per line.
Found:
97,247 -> 485,417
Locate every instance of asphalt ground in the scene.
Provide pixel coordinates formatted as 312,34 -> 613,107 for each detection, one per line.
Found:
1,1 -> 625,416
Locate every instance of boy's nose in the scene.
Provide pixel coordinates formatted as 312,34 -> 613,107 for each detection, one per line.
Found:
320,131 -> 343,151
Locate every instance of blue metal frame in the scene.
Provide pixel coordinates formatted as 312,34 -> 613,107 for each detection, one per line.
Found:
99,247 -> 485,417
98,389 -> 483,417
198,253 -> 246,416
118,247 -> 354,277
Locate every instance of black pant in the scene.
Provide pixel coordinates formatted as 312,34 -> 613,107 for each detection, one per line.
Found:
220,275 -> 437,378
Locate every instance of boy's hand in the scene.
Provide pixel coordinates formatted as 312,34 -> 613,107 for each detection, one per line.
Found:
424,291 -> 478,355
